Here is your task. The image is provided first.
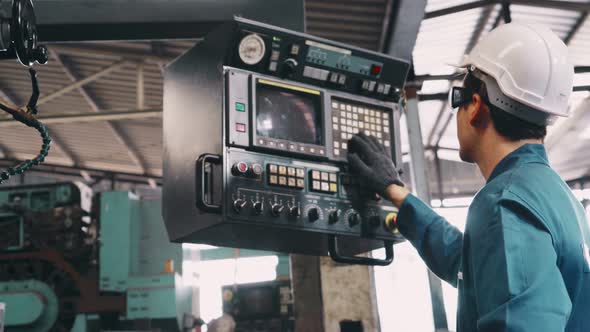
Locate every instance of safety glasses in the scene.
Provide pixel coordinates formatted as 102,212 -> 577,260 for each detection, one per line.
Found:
450,86 -> 474,109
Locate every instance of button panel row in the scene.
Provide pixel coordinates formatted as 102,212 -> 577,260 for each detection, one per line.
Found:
268,164 -> 305,189
257,138 -> 326,157
310,170 -> 338,194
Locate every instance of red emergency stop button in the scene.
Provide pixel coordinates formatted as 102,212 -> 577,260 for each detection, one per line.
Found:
232,162 -> 249,176
371,64 -> 382,76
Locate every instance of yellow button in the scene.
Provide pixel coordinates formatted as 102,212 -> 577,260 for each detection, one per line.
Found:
329,183 -> 338,193
385,212 -> 398,232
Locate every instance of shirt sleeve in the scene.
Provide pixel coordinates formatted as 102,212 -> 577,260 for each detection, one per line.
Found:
396,194 -> 463,286
472,198 -> 572,332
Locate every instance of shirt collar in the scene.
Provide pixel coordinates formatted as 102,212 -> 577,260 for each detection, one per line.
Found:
487,144 -> 548,183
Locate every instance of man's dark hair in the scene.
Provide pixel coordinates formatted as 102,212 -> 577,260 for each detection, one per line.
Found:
462,73 -> 547,141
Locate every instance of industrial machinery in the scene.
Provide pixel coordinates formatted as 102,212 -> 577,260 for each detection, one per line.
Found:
163,17 -> 409,265
0,183 -> 195,331
222,280 -> 294,332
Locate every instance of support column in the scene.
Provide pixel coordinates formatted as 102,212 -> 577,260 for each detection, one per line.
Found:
405,87 -> 449,332
291,255 -> 380,332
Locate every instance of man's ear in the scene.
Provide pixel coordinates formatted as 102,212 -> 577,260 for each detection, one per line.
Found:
468,93 -> 490,128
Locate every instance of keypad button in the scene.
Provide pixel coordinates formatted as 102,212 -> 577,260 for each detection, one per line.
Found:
334,141 -> 340,148
278,166 -> 287,175
341,133 -> 347,139
296,169 -> 305,178
288,178 -> 296,187
384,126 -> 389,133
269,175 -> 278,184
329,183 -> 338,193
297,179 -> 305,188
312,181 -> 321,190
329,173 -> 337,182
333,116 -> 338,123
353,121 -> 358,127
334,149 -> 340,156
353,113 -> 358,120
342,142 -> 348,150
279,176 -> 287,185
333,124 -> 339,130
384,140 -> 390,147
312,171 -> 321,180
269,164 -> 278,173
287,167 -> 296,176
321,182 -> 330,191
332,102 -> 339,109
321,172 -> 329,181
346,105 -> 352,111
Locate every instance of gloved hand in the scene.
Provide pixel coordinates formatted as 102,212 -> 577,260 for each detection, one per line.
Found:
347,132 -> 403,197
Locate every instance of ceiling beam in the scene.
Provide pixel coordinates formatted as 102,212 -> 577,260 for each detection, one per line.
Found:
508,0 -> 590,11
37,60 -> 130,106
424,0 -> 492,19
0,84 -> 78,166
51,52 -> 150,174
12,0 -> 305,42
565,12 -> 589,45
49,44 -> 179,65
0,109 -> 162,127
382,0 -> 428,61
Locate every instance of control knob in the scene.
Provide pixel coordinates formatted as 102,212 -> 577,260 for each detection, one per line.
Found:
231,162 -> 249,176
253,201 -> 264,215
233,199 -> 248,213
307,207 -> 320,223
280,58 -> 298,77
271,203 -> 285,216
328,209 -> 341,224
348,212 -> 360,227
289,206 -> 301,218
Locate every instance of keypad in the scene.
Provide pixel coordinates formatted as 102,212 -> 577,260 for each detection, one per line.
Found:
268,164 -> 305,189
331,100 -> 392,157
309,170 -> 338,194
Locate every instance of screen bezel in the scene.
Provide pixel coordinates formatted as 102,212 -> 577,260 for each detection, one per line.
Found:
251,77 -> 328,158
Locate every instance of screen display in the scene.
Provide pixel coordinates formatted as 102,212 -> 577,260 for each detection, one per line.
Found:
256,81 -> 323,145
305,40 -> 383,78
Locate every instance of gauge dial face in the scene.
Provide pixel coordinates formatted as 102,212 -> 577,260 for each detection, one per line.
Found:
238,34 -> 266,65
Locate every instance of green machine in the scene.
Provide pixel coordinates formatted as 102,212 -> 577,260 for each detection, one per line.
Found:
0,183 -> 196,331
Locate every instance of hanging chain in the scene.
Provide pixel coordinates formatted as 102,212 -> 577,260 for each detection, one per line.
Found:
0,68 -> 51,183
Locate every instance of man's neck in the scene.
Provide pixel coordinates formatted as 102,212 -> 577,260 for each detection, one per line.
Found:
475,138 -> 543,180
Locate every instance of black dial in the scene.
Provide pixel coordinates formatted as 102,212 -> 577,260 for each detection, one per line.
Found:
289,206 -> 301,218
348,212 -> 360,227
271,203 -> 285,216
308,207 -> 320,222
233,199 -> 248,213
328,209 -> 341,224
280,58 -> 298,77
253,201 -> 264,215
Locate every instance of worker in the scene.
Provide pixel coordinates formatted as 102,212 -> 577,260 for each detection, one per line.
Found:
348,23 -> 590,332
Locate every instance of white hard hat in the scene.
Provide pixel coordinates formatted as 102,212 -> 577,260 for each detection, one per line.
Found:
458,23 -> 574,125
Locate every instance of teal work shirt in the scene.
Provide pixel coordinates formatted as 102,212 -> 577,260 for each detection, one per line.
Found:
397,144 -> 590,332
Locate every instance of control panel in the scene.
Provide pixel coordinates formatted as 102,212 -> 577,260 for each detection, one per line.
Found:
226,149 -> 401,241
229,20 -> 409,102
163,17 -> 409,264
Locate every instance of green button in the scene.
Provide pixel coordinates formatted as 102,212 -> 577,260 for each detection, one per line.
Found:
235,102 -> 245,112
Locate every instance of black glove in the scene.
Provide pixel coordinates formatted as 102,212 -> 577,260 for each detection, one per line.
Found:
347,132 -> 403,197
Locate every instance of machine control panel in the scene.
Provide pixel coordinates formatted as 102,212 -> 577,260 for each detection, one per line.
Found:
163,17 -> 409,262
225,149 -> 402,241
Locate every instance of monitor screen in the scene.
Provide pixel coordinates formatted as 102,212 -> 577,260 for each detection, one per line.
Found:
256,81 -> 323,145
238,287 -> 275,316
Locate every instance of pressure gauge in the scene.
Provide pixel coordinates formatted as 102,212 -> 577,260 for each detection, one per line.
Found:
238,34 -> 266,65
